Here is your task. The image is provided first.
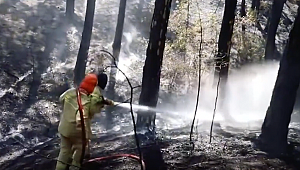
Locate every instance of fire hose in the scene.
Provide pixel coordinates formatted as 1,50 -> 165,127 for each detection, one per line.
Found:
76,88 -> 146,170
76,88 -> 87,166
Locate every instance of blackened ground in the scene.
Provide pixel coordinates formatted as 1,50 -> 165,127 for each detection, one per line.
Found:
1,0 -> 300,170
1,125 -> 300,170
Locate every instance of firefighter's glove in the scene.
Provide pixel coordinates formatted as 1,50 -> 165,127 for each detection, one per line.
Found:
106,99 -> 114,106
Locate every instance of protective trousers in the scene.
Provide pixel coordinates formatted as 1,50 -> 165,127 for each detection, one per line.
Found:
55,134 -> 85,170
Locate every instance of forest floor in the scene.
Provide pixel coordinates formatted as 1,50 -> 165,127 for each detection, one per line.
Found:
1,0 -> 300,170
1,125 -> 300,170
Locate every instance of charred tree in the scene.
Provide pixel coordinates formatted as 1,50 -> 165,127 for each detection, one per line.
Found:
137,0 -> 173,131
214,0 -> 237,83
259,6 -> 300,156
241,0 -> 246,32
66,0 -> 75,21
73,0 -> 96,86
105,0 -> 127,128
265,0 -> 286,60
213,0 -> 237,122
240,0 -> 247,62
251,0 -> 260,12
107,0 -> 127,100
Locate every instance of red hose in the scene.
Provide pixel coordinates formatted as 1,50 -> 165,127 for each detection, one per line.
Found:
76,88 -> 87,166
77,88 -> 146,170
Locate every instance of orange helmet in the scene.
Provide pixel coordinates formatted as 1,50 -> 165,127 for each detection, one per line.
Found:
79,73 -> 98,94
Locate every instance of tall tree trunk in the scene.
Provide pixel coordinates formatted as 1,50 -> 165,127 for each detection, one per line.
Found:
240,0 -> 247,63
137,2 -> 172,169
256,0 -> 260,12
214,0 -> 237,122
251,0 -> 260,12
137,0 -> 173,131
107,0 -> 127,100
265,0 -> 286,60
66,0 -> 75,21
241,0 -> 246,32
105,0 -> 127,128
259,6 -> 300,156
73,0 -> 96,86
214,0 -> 237,83
251,0 -> 256,9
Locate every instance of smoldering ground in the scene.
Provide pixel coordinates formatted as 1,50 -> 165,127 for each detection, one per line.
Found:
1,0 -> 300,169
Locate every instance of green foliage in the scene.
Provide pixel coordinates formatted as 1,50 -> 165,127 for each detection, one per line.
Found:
231,9 -> 266,67
162,0 -> 203,93
260,0 -> 272,11
247,9 -> 258,22
168,0 -> 188,52
161,1 -> 268,94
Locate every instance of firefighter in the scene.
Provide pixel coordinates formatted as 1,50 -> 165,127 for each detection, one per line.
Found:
55,73 -> 114,170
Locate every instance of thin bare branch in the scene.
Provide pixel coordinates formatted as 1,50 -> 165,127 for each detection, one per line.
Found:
99,49 -> 144,170
189,22 -> 203,145
209,73 -> 221,143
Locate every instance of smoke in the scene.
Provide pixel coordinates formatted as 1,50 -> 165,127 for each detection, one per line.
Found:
155,61 -> 282,132
116,29 -> 140,81
224,62 -> 279,122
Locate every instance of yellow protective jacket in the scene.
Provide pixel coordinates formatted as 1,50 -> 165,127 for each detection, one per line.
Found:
58,86 -> 105,139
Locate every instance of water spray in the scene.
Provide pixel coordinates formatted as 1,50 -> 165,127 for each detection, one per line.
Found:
114,102 -> 181,117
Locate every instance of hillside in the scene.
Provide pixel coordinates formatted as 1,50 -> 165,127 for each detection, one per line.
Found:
0,0 -> 300,169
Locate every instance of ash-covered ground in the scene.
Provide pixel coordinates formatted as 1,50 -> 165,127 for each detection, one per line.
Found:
1,0 -> 300,169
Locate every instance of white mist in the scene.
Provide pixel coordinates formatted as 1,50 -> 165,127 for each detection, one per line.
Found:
155,61 -> 281,131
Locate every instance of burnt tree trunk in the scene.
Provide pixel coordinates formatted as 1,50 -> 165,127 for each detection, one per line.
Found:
241,0 -> 246,32
251,0 -> 260,12
265,0 -> 286,60
105,0 -> 127,128
214,0 -> 237,83
66,0 -> 75,21
137,0 -> 173,131
214,0 -> 237,122
240,0 -> 247,62
259,6 -> 300,156
107,0 -> 127,100
73,0 -> 96,86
